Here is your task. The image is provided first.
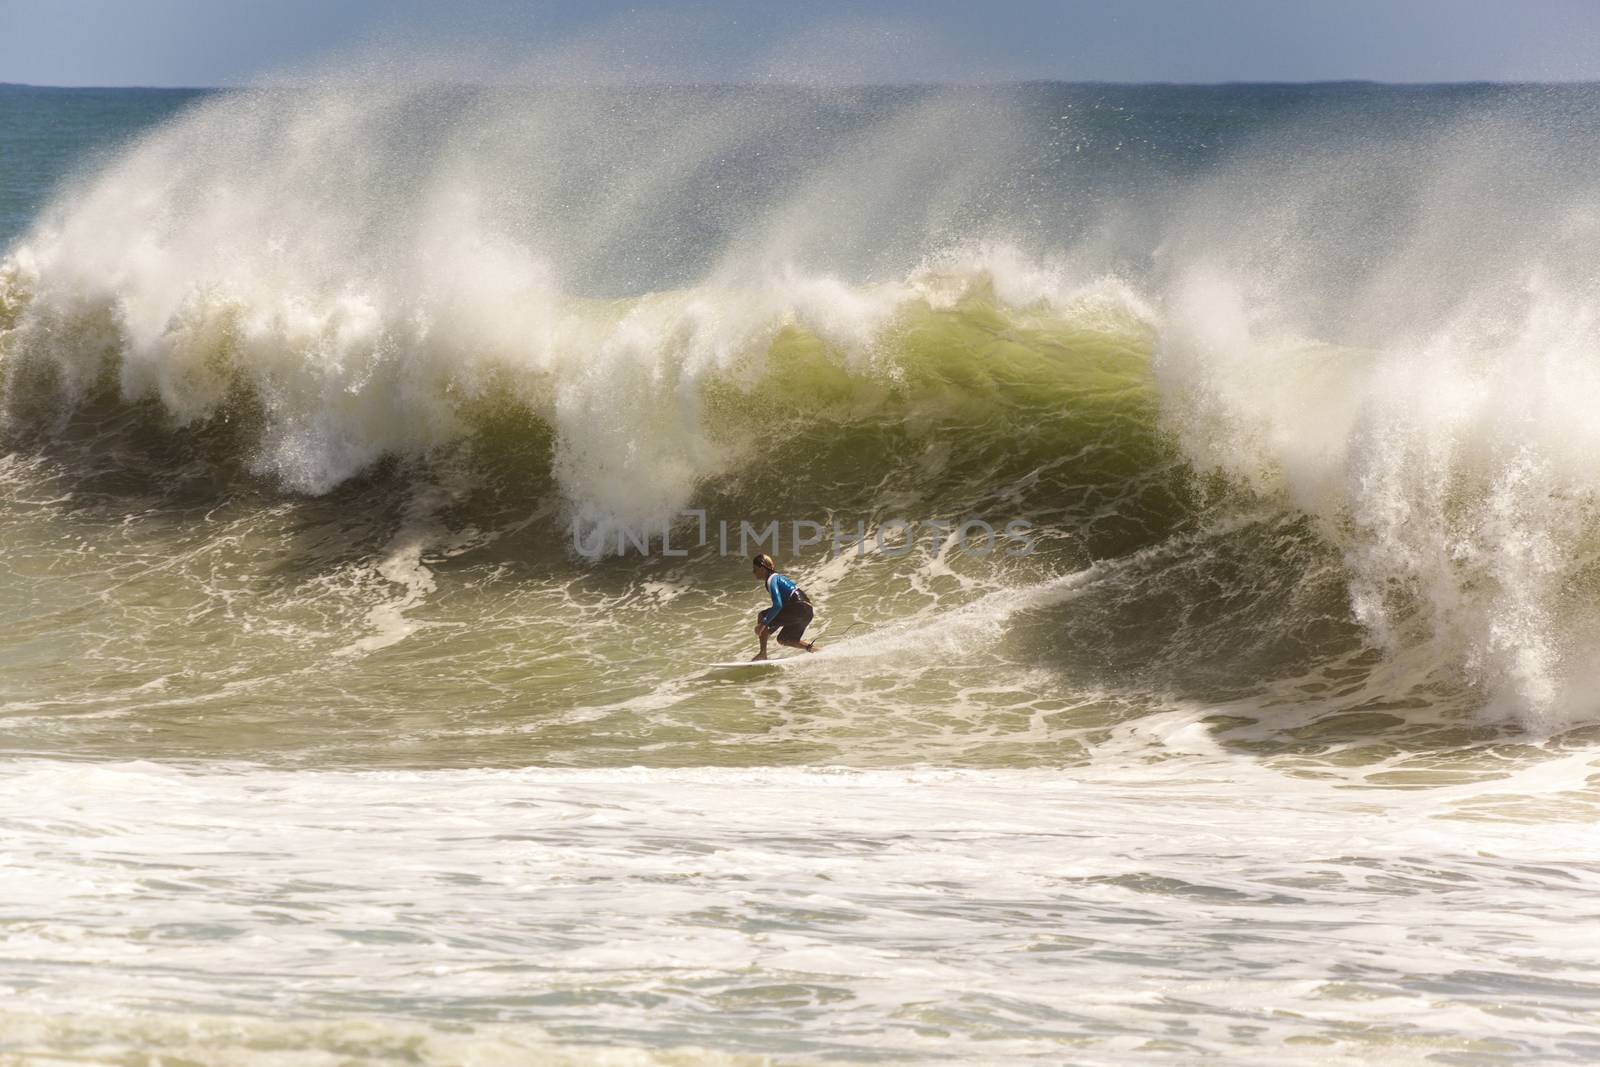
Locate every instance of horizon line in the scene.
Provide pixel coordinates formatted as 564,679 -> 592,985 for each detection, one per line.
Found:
5,77 -> 1600,93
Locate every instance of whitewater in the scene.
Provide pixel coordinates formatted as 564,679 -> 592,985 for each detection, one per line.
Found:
1,74 -> 1599,1064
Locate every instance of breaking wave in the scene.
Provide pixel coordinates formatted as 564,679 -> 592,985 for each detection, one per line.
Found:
5,78 -> 1600,736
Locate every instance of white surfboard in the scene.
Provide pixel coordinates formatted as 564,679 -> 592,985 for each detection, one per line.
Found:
704,657 -> 802,670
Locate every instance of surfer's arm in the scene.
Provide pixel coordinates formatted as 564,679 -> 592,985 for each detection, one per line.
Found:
762,574 -> 785,625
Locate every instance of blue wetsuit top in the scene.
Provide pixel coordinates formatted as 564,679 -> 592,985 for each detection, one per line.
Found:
762,573 -> 799,626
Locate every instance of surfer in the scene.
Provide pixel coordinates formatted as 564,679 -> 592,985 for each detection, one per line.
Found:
752,553 -> 819,660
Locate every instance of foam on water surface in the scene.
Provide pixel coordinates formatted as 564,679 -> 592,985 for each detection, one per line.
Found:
2,755 -> 1598,1065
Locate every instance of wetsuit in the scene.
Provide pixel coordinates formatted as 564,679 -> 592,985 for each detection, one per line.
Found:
758,572 -> 814,641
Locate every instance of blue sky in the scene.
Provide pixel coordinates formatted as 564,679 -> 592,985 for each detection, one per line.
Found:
4,0 -> 1600,87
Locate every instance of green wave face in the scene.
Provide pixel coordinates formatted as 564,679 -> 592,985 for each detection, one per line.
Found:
0,266 -> 1385,771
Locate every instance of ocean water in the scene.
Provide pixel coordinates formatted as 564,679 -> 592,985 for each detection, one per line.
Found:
2,78 -> 1600,1065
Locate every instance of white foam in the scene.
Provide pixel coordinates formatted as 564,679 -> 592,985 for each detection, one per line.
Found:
1154,119 -> 1600,729
1,757 -> 1596,1064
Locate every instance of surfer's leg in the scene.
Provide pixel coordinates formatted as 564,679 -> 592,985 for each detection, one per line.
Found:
775,603 -> 818,651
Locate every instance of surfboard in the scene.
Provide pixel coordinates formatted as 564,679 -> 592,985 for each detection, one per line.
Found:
705,657 -> 800,670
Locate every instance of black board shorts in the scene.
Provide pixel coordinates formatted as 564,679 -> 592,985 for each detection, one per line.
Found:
759,594 -> 814,641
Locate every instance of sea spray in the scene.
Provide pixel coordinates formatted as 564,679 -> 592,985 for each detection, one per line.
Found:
1153,103 -> 1600,728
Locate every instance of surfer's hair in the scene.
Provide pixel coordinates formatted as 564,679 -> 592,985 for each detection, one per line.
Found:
752,553 -> 775,573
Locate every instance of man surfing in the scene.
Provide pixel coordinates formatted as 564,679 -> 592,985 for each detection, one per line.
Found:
751,553 -> 820,661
